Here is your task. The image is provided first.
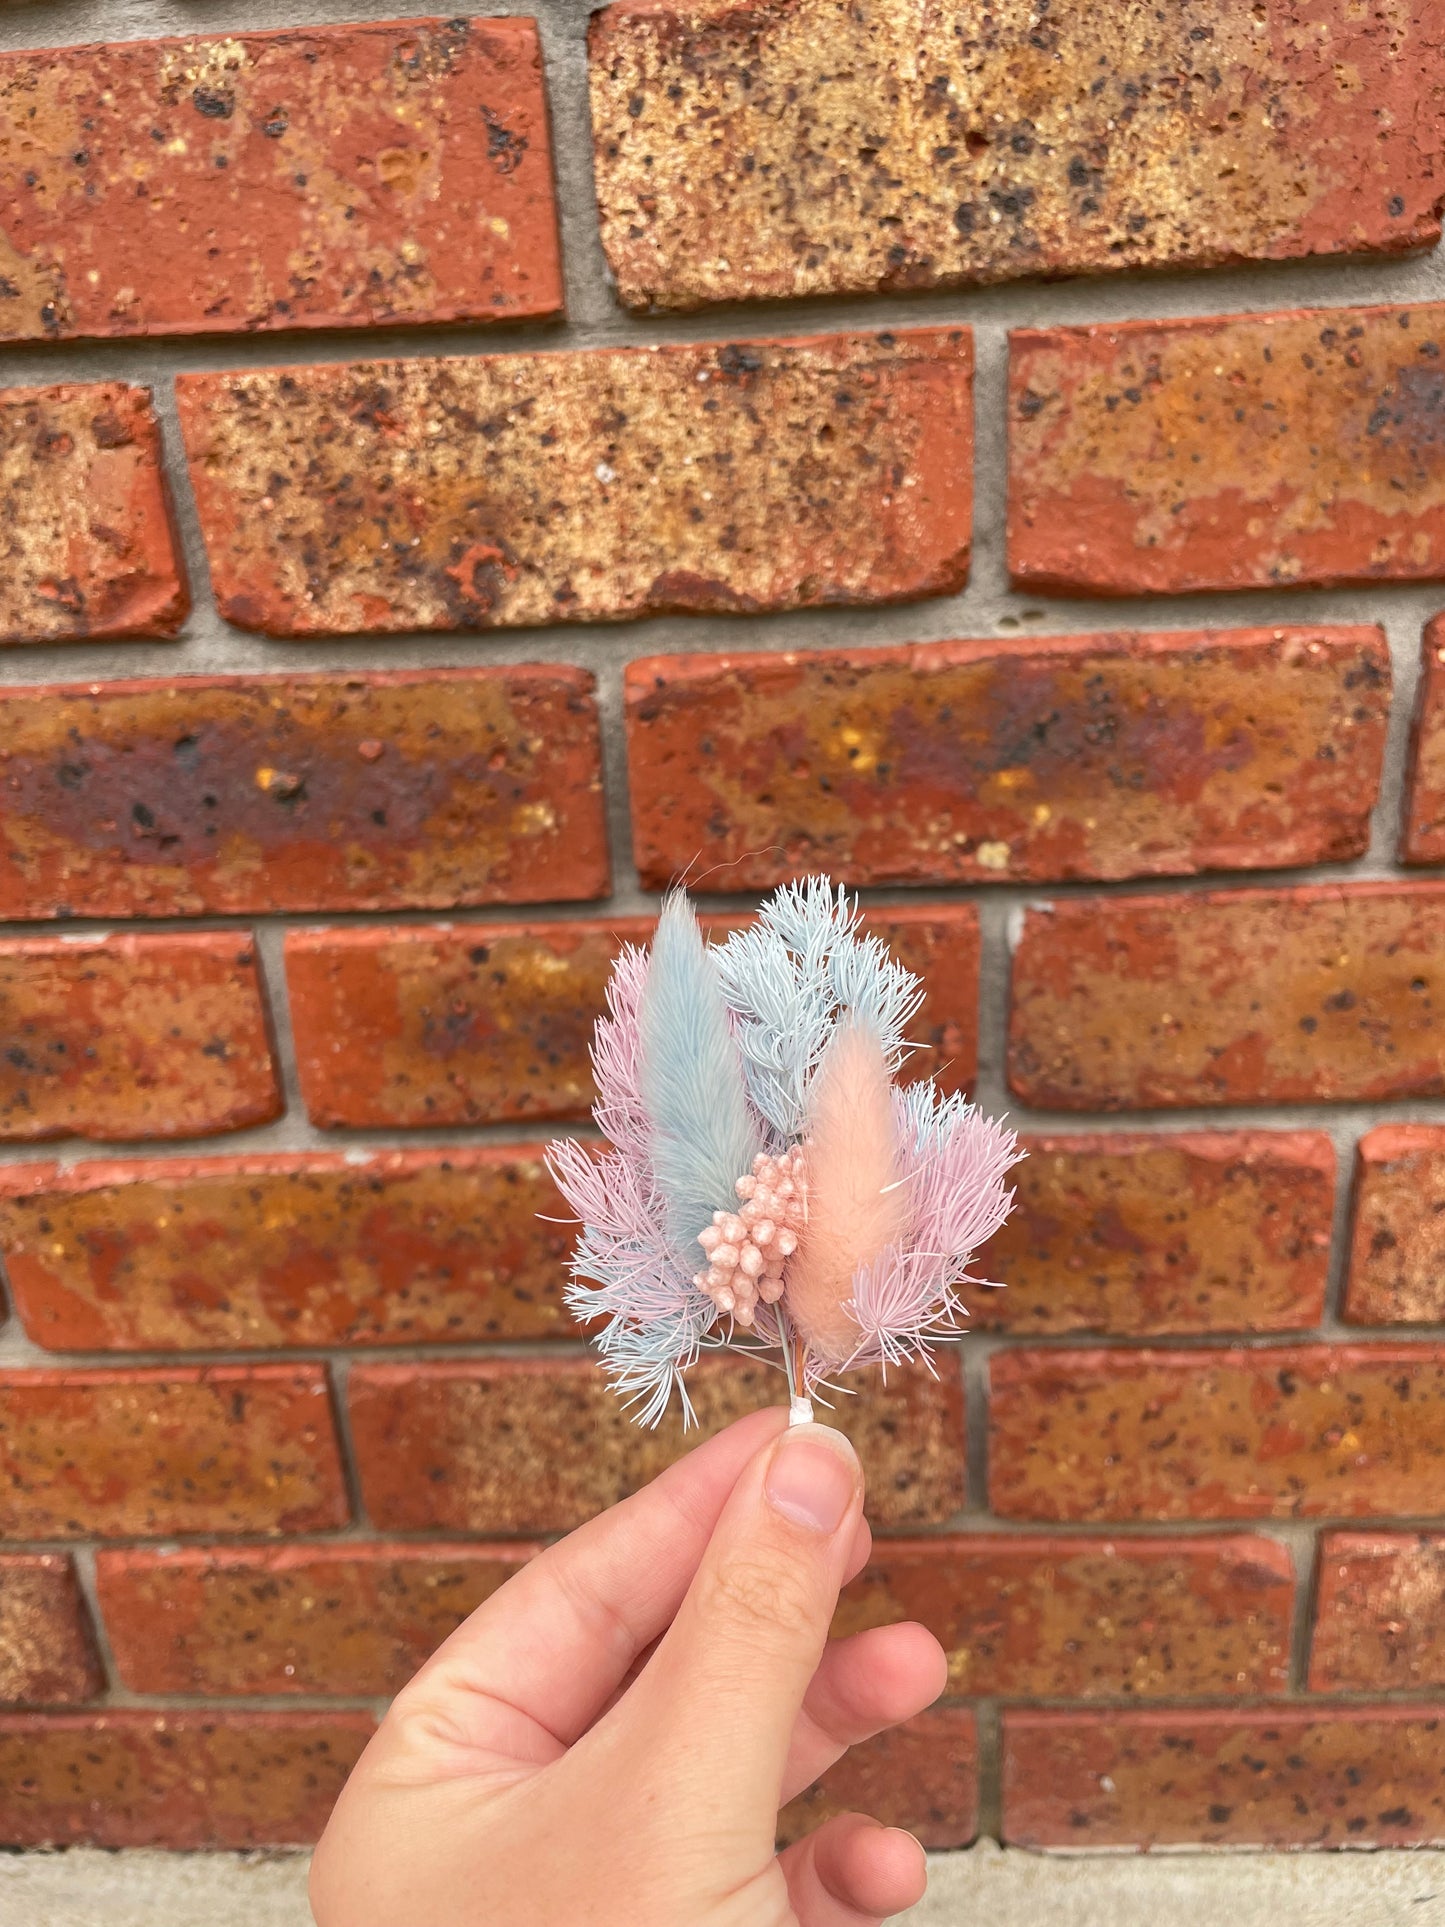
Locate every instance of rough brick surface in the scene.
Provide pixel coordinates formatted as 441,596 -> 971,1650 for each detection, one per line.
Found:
0,19 -> 560,341
778,1708 -> 977,1850
0,669 -> 607,919
177,330 -> 973,637
990,1345 -> 1445,1523
1009,884 -> 1445,1111
0,1711 -> 372,1848
96,1544 -> 536,1697
1345,1126 -> 1445,1327
0,1149 -> 570,1352
1310,1532 -> 1445,1693
626,627 -> 1388,890
286,906 -> 979,1129
1010,303 -> 1445,594
975,1132 -> 1333,1337
0,933 -> 281,1142
0,1556 -> 100,1705
833,1535 -> 1292,1700
349,1355 -> 965,1534
0,1366 -> 347,1538
590,0 -> 1445,311
1003,1707 -> 1445,1849
1403,616 -> 1445,861
0,383 -> 186,644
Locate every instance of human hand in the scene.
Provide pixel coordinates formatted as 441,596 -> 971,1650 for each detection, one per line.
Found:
309,1407 -> 948,1926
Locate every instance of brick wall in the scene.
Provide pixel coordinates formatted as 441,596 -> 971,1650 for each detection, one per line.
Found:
0,0 -> 1444,1855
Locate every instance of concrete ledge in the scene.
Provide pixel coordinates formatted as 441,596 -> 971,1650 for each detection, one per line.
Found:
2,1842 -> 1443,1927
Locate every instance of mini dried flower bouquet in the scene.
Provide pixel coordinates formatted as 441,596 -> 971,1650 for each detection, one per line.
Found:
547,878 -> 1021,1426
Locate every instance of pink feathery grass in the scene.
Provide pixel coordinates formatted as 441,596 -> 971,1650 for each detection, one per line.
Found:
591,943 -> 650,1159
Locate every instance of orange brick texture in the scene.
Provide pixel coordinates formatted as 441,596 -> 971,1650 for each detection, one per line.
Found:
0,0 -> 1444,1861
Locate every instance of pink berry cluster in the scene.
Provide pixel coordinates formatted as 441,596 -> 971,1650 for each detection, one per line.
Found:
693,1145 -> 810,1327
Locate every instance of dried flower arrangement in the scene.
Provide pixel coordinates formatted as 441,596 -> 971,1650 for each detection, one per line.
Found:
547,879 -> 1021,1426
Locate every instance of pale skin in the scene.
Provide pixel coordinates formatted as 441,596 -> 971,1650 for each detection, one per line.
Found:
310,1408 -> 948,1927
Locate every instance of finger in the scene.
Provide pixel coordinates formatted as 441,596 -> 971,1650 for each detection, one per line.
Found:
781,1813 -> 928,1926
780,1621 -> 947,1805
399,1407 -> 787,1758
596,1516 -> 875,1723
618,1420 -> 864,1828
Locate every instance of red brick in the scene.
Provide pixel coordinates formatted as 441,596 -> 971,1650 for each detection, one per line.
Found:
96,1543 -> 536,1697
0,20 -> 560,341
176,330 -> 973,637
349,1355 -> 964,1534
1009,883 -> 1445,1111
990,1345 -> 1445,1524
1403,616 -> 1445,861
0,668 -> 607,919
0,1366 -> 347,1538
590,0 -> 1445,311
625,627 -> 1387,891
0,1149 -> 570,1352
1003,1707 -> 1445,1849
0,1556 -> 100,1705
1344,1126 -> 1445,1327
0,383 -> 186,643
834,1535 -> 1293,1700
0,933 -> 281,1142
1010,303 -> 1445,595
975,1132 -> 1333,1337
778,1708 -> 977,1850
286,905 -> 979,1130
0,1711 -> 371,1848
1310,1532 -> 1445,1693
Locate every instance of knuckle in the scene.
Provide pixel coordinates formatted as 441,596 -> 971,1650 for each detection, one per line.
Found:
702,1547 -> 823,1639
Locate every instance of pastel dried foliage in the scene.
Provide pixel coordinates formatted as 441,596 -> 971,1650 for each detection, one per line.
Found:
548,881 -> 1019,1422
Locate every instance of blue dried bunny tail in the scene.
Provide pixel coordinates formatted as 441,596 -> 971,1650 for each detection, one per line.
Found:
638,891 -> 766,1257
714,876 -> 924,1137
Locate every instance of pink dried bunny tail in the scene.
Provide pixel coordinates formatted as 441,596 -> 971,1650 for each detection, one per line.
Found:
784,1015 -> 909,1367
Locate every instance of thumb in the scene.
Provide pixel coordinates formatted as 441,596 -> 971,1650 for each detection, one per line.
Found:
620,1419 -> 864,1830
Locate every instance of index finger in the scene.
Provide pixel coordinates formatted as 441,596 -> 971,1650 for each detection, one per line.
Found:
398,1406 -> 789,1760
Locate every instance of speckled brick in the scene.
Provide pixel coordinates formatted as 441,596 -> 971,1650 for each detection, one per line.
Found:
625,627 -> 1388,890
286,905 -> 979,1130
0,19 -> 560,342
1310,1532 -> 1445,1694
0,668 -> 607,919
1003,1707 -> 1445,1849
590,0 -> 1445,311
0,383 -> 186,644
0,1149 -> 570,1352
778,1708 -> 977,1850
96,1543 -> 536,1696
349,1355 -> 964,1534
0,1366 -> 347,1538
1345,1127 -> 1445,1327
835,1534 -> 1291,1701
990,1345 -> 1445,1524
176,330 -> 973,637
0,1556 -> 100,1705
0,933 -> 280,1143
1008,884 -> 1445,1111
1348,1125 -> 1445,1325
975,1132 -> 1333,1337
1010,303 -> 1445,595
0,1711 -> 372,1848
1403,616 -> 1445,861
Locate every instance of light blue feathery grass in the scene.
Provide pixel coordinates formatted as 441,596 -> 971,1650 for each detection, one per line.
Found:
638,891 -> 765,1257
715,878 -> 923,1137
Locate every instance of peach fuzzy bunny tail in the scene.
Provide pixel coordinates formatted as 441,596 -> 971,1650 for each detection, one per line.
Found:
783,1016 -> 910,1368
